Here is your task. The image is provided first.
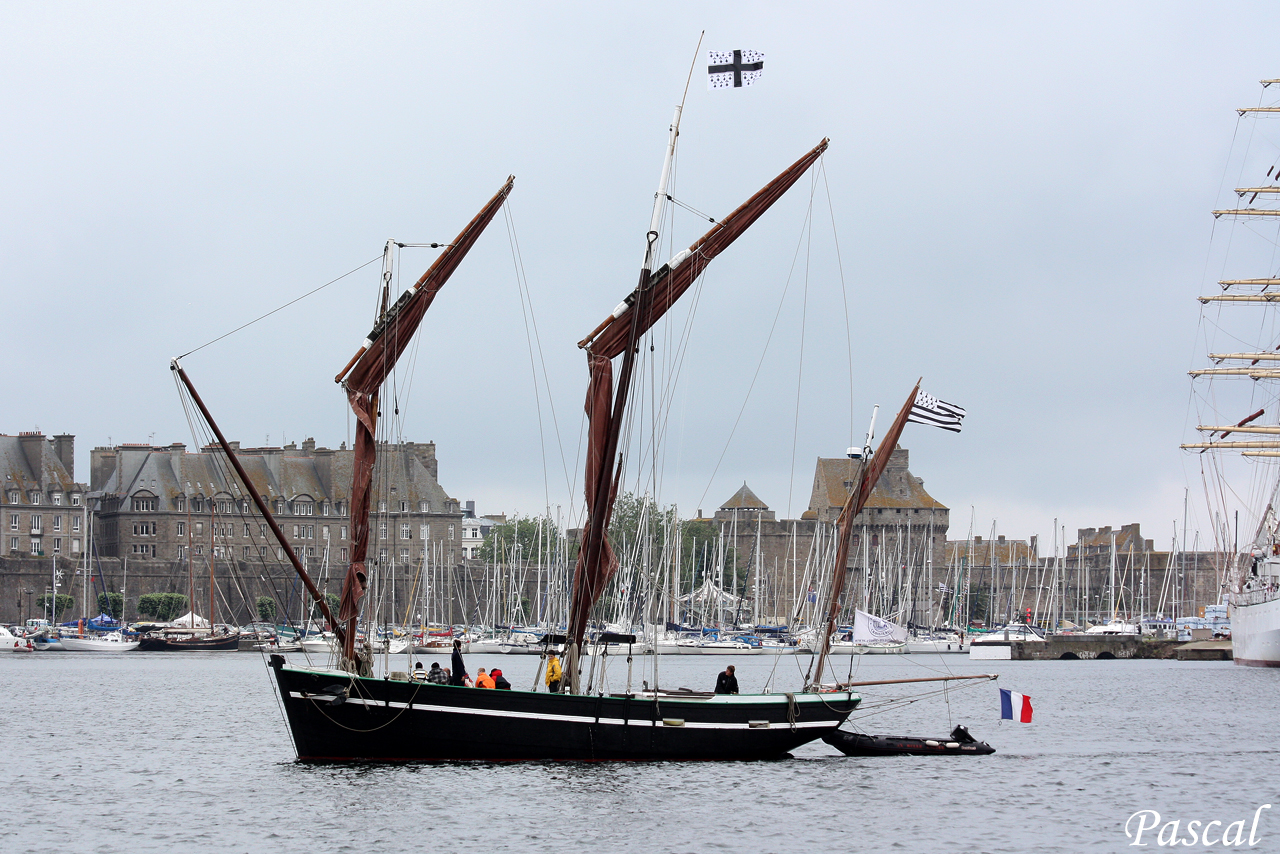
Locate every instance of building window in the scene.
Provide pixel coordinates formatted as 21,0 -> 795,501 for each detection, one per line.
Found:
448,523 -> 455,540
340,547 -> 348,561
334,501 -> 343,516
322,502 -> 330,516
215,499 -> 231,514
340,526 -> 348,540
29,492 -> 40,505
195,522 -> 204,535
6,490 -> 18,503
295,501 -> 313,516
292,525 -> 299,538
400,548 -> 409,563
378,501 -> 387,513
52,538 -> 61,553
31,540 -> 40,554
419,500 -> 429,512
420,524 -> 429,540
71,538 -> 80,554
400,501 -> 408,513
378,548 -> 387,564
322,525 -> 330,540
132,496 -> 156,512
72,516 -> 81,532
8,514 -> 16,531
306,546 -> 315,557
379,522 -> 387,540
52,493 -> 62,506
71,493 -> 81,506
195,545 -> 203,555
259,545 -> 268,557
243,546 -> 251,558
177,521 -> 186,537
175,496 -> 185,512
31,515 -> 42,533
53,515 -> 62,532
401,523 -> 411,540
8,536 -> 17,551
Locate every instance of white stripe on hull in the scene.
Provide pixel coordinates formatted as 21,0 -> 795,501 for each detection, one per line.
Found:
287,691 -> 837,729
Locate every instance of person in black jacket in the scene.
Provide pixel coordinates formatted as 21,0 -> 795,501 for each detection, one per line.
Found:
714,664 -> 739,694
492,668 -> 512,690
450,639 -> 471,686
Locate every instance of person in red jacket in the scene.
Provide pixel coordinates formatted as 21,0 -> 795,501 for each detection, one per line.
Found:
492,668 -> 512,690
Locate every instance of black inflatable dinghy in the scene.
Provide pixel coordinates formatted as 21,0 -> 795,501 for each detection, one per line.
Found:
823,724 -> 995,757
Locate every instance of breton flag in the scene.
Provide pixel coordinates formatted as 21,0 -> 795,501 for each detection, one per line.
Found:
907,390 -> 966,433
708,50 -> 765,89
999,688 -> 1034,723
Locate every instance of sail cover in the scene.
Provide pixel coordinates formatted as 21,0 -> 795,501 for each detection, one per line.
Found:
568,141 -> 829,651
337,177 -> 514,648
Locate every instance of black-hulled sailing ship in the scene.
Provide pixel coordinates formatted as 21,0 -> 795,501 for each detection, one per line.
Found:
168,100 -> 936,759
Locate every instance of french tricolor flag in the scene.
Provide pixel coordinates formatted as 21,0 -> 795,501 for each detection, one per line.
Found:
1000,688 -> 1033,723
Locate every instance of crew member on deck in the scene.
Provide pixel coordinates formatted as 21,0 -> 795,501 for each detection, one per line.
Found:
475,667 -> 496,689
715,664 -> 739,694
450,639 -> 471,687
545,652 -> 563,693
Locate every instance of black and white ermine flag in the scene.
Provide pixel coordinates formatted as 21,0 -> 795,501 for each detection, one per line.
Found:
907,391 -> 966,433
708,50 -> 764,89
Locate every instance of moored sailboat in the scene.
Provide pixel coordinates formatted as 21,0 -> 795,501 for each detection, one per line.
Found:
173,88 -> 874,758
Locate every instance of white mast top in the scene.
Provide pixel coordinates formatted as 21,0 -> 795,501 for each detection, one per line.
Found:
642,32 -> 704,272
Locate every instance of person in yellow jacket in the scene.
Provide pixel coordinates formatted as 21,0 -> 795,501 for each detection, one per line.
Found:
545,652 -> 563,693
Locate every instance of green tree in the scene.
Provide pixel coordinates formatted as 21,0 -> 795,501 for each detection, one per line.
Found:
137,592 -> 189,622
36,594 -> 75,621
479,514 -> 560,564
96,592 -> 124,620
255,596 -> 277,623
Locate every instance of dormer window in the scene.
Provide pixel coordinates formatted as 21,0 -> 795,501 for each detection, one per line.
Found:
420,500 -> 429,513
52,493 -> 62,506
322,502 -> 330,516
399,501 -> 408,513
378,501 -> 387,513
6,490 -> 17,504
132,496 -> 156,512
295,501 -> 314,516
217,499 -> 232,514
29,492 -> 40,505
70,494 -> 81,506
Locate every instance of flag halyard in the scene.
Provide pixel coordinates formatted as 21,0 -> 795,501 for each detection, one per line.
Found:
907,390 -> 966,433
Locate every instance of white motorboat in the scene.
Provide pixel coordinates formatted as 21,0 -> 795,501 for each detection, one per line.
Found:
3,626 -> 34,652
59,631 -> 140,652
906,633 -> 968,654
969,622 -> 1046,644
1085,619 -> 1140,636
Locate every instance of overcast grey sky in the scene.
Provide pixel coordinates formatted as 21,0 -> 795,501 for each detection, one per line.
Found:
4,2 -> 1278,550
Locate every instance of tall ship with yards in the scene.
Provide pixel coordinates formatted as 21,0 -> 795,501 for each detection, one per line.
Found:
1183,77 -> 1280,667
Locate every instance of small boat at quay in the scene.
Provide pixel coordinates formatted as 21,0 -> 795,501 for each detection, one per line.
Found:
59,631 -> 140,652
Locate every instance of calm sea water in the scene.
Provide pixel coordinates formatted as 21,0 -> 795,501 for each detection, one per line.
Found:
1,649 -> 1276,853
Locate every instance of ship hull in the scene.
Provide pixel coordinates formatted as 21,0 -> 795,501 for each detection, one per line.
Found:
136,633 -> 242,651
268,656 -> 858,761
1231,595 -> 1280,667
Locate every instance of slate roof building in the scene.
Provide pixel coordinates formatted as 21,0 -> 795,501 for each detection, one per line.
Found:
0,432 -> 87,558
90,438 -> 462,567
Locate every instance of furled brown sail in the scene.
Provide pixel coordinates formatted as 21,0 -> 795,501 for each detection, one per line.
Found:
567,141 -> 829,673
335,176 -> 515,665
